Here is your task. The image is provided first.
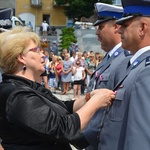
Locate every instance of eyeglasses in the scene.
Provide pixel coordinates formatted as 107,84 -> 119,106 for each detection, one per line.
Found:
28,47 -> 41,54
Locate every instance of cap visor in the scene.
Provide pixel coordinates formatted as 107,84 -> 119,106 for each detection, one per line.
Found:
116,16 -> 134,25
93,18 -> 111,26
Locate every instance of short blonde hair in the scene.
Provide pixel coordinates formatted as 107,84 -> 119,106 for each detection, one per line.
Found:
0,27 -> 40,73
57,56 -> 62,61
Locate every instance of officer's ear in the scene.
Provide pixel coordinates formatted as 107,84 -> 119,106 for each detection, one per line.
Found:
114,24 -> 121,34
139,18 -> 149,37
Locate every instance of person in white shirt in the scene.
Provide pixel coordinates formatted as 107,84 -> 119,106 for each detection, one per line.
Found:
70,51 -> 77,63
41,20 -> 49,38
72,60 -> 85,99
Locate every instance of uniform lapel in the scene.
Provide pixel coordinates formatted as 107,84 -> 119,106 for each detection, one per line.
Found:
113,50 -> 150,90
99,47 -> 124,75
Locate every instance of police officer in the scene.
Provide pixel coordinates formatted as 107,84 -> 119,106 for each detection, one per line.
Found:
82,3 -> 132,150
114,0 -> 150,149
89,0 -> 150,150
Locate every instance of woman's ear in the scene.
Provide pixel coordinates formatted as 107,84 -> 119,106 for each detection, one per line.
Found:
17,53 -> 26,64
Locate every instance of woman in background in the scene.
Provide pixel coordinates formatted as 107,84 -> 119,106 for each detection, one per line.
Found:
72,60 -> 85,99
95,52 -> 104,67
61,53 -> 72,95
85,53 -> 96,87
55,56 -> 63,92
48,55 -> 58,93
39,49 -> 49,89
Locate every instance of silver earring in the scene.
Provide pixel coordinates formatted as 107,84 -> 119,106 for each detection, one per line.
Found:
23,65 -> 26,71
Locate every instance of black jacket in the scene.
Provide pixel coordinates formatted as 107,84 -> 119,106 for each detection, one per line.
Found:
0,74 -> 88,150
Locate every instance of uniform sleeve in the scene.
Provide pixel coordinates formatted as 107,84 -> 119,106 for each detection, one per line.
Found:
123,68 -> 150,150
6,89 -> 81,143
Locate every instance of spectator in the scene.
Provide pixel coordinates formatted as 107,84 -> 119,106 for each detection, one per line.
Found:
39,49 -> 49,89
50,41 -> 59,56
82,51 -> 89,63
75,52 -> 87,95
69,42 -> 76,57
41,20 -> 49,38
61,48 -> 68,60
61,53 -> 72,95
95,52 -> 104,67
70,51 -> 77,63
49,50 -> 54,62
55,56 -> 63,92
85,53 -> 96,87
48,55 -> 58,93
70,51 -> 77,89
75,43 -> 80,52
72,60 -> 86,99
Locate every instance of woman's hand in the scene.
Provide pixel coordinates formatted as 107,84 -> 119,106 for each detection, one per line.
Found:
90,89 -> 115,108
76,88 -> 115,130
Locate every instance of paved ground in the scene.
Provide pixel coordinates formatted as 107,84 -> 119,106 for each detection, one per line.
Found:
52,86 -> 87,101
53,89 -> 74,100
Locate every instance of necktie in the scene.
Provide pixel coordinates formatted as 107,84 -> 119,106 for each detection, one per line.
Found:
103,53 -> 110,63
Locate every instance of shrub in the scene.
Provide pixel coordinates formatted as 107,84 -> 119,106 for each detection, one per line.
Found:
58,27 -> 77,52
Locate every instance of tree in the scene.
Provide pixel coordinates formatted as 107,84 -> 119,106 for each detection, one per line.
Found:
55,0 -> 112,22
59,27 -> 77,52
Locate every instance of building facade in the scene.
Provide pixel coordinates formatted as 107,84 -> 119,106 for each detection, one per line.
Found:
0,0 -> 121,31
15,0 -> 68,31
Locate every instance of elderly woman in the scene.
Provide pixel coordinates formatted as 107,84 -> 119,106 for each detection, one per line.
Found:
0,27 -> 115,150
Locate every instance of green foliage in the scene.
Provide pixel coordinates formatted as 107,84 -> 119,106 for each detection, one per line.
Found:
55,0 -> 112,21
59,27 -> 77,52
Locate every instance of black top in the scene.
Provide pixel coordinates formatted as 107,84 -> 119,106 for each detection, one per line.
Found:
0,74 -> 88,150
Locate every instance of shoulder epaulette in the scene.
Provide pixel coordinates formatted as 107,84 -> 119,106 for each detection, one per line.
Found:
124,50 -> 133,56
145,56 -> 150,66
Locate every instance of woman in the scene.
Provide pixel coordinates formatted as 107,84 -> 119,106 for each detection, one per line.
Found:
39,48 -> 49,89
95,52 -> 103,67
72,60 -> 85,99
0,27 -> 115,150
76,52 -> 87,95
55,56 -> 63,92
85,53 -> 96,87
48,55 -> 58,93
61,53 -> 72,95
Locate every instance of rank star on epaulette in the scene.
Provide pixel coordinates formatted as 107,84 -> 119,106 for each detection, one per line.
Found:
145,56 -> 150,66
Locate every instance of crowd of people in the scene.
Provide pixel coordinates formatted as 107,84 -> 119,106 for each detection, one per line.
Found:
40,46 -> 104,100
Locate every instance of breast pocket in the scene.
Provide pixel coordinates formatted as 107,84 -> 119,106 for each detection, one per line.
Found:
107,88 -> 126,121
97,73 -> 110,88
101,73 -> 110,81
